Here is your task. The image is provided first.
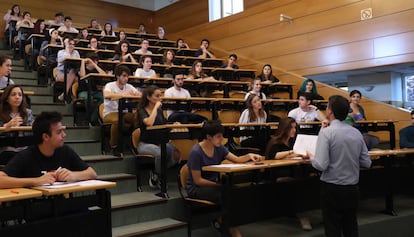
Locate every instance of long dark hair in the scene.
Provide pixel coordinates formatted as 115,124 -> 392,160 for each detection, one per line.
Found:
33,19 -> 46,34
0,85 -> 29,122
139,85 -> 159,110
265,117 -> 296,158
10,4 -> 21,17
103,22 -> 113,35
257,64 -> 279,82
189,60 -> 203,78
114,40 -> 131,56
245,94 -> 265,122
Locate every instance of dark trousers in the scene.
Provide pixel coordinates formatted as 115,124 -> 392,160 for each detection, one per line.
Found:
320,181 -> 360,237
167,111 -> 207,124
189,186 -> 221,204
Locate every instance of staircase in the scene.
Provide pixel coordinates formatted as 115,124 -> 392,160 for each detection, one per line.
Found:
3,49 -> 188,237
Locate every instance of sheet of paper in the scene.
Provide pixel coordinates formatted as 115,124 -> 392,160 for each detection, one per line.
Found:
293,134 -> 318,156
40,180 -> 111,189
208,164 -> 249,168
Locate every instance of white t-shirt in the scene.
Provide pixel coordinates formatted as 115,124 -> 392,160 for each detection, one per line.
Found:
244,91 -> 266,100
288,107 -> 320,124
103,81 -> 139,117
134,49 -> 152,54
238,109 -> 267,142
164,86 -> 191,117
134,68 -> 156,77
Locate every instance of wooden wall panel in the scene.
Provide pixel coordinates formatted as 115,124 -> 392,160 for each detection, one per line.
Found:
0,0 -> 154,39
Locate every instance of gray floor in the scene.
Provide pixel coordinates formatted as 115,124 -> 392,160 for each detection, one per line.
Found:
189,194 -> 414,237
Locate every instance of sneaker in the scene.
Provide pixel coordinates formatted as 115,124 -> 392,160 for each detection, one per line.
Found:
149,170 -> 160,189
299,216 -> 312,231
58,92 -> 64,101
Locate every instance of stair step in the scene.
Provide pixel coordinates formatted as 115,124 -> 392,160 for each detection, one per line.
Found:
31,103 -> 72,114
20,84 -> 53,94
98,173 -> 137,194
112,192 -> 167,211
112,218 -> 186,237
29,94 -> 54,103
82,154 -> 123,162
65,141 -> 101,156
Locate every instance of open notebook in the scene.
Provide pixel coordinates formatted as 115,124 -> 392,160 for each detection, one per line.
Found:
293,134 -> 318,157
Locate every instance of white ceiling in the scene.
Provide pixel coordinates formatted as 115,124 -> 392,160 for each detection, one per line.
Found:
100,0 -> 179,11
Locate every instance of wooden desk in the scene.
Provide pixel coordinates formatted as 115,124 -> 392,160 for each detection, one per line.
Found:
355,120 -> 397,149
0,180 -> 115,236
262,82 -> 295,99
202,158 -> 317,230
0,188 -> 42,202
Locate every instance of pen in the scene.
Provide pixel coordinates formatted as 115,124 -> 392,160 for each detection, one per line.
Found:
56,166 -> 62,173
10,190 -> 19,194
41,171 -> 47,175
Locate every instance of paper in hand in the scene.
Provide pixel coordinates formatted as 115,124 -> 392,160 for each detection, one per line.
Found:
293,134 -> 318,156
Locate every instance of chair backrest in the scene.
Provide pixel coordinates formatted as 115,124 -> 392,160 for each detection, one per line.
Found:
72,82 -> 79,98
229,91 -> 246,99
52,67 -> 58,79
131,128 -> 141,150
218,110 -> 241,123
98,103 -> 105,121
170,139 -> 198,162
179,163 -> 189,190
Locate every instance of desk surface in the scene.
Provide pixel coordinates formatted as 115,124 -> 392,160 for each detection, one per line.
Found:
0,188 -> 42,202
369,148 -> 414,157
32,180 -> 116,196
202,159 -> 303,173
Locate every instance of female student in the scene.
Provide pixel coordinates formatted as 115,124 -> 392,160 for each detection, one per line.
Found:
239,94 -> 268,153
257,64 -> 279,82
39,28 -> 63,66
137,85 -> 181,188
134,55 -> 156,77
157,26 -> 166,40
0,85 -> 34,165
348,89 -> 379,149
137,23 -> 146,34
101,22 -> 115,36
297,79 -> 324,100
187,120 -> 262,237
3,4 -> 21,40
176,38 -> 189,49
265,117 -> 312,230
112,40 -> 136,63
244,78 -> 267,100
56,37 -> 80,103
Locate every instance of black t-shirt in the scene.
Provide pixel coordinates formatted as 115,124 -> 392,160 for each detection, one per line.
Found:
266,138 -> 294,160
138,108 -> 168,145
4,145 -> 89,178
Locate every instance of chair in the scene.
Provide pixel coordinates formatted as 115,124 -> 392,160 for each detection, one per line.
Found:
229,90 -> 246,99
178,164 -> 218,237
170,138 -> 199,162
131,128 -> 156,191
52,67 -> 64,102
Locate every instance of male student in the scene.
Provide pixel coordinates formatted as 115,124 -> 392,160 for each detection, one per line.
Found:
0,111 -> 97,188
103,65 -> 141,156
310,95 -> 372,237
399,110 -> 414,148
164,73 -> 207,123
288,92 -> 328,134
194,39 -> 215,59
221,54 -> 239,69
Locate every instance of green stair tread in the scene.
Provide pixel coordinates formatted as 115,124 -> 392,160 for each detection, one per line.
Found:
112,218 -> 186,237
112,192 -> 167,210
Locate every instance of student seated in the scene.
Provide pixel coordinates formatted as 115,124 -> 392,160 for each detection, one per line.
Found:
221,54 -> 239,69
101,22 -> 115,36
0,111 -> 97,189
134,39 -> 152,54
112,40 -> 137,63
164,73 -> 207,123
288,92 -> 327,129
176,38 -> 190,49
0,55 -> 14,89
0,85 -> 34,165
239,94 -> 268,153
134,55 -> 156,77
244,78 -> 267,100
297,79 -> 324,100
103,65 -> 141,156
78,52 -> 106,124
57,16 -> 79,33
187,120 -> 262,237
399,110 -> 414,148
194,39 -> 215,59
265,117 -> 313,230
347,90 -> 379,149
137,85 -> 181,189
257,64 -> 279,82
56,37 -> 80,103
137,23 -> 146,34
48,12 -> 64,26
88,18 -> 101,30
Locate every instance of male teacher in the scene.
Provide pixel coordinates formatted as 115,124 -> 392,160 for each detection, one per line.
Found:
310,95 -> 371,237
0,111 -> 97,188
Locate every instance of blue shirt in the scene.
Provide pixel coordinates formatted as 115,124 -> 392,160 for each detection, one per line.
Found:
186,143 -> 229,195
311,119 -> 371,185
